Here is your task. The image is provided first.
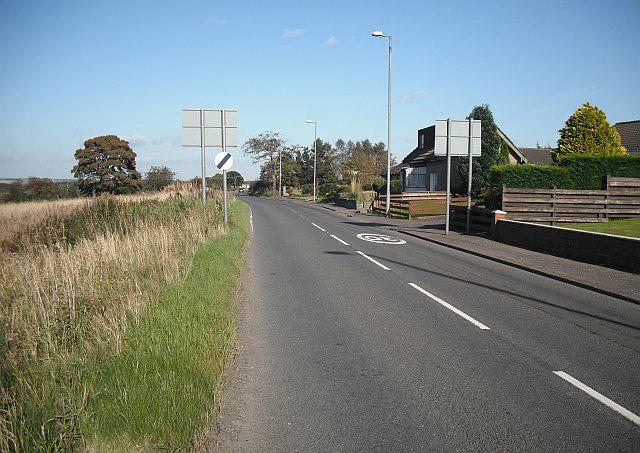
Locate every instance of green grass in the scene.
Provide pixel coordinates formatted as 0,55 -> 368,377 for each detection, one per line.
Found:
560,217 -> 640,238
83,201 -> 249,451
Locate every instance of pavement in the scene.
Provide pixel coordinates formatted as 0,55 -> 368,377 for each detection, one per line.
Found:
317,202 -> 640,304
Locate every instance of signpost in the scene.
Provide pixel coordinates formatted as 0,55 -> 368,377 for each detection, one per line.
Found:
182,108 -> 237,206
434,118 -> 482,234
214,151 -> 234,224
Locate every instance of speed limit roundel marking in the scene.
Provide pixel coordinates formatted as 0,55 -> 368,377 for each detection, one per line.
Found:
356,233 -> 406,245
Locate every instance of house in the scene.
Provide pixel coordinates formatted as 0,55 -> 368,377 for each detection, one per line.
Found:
614,120 -> 640,155
400,124 -> 526,193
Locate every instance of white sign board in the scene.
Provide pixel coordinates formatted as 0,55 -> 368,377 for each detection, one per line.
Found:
182,109 -> 238,147
434,119 -> 481,156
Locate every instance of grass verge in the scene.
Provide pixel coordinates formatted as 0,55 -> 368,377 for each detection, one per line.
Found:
83,200 -> 249,451
560,217 -> 640,238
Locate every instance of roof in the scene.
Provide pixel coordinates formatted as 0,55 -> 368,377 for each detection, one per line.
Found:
496,127 -> 527,163
519,148 -> 554,165
402,125 -> 436,165
614,120 -> 640,153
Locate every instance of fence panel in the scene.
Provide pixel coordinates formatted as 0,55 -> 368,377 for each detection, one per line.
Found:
502,177 -> 640,224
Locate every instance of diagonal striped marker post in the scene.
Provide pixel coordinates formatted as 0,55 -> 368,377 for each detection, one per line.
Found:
215,151 -> 233,223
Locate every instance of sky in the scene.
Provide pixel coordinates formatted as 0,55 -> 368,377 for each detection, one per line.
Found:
1,0 -> 639,182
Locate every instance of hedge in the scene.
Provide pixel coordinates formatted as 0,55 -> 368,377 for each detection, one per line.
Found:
488,154 -> 640,207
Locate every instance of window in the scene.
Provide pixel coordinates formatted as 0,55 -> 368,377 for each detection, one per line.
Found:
405,173 -> 426,188
420,134 -> 425,149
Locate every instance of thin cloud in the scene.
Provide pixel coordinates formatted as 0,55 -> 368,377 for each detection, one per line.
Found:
124,135 -> 146,147
282,29 -> 304,39
205,16 -> 226,26
321,37 -> 337,47
400,91 -> 429,103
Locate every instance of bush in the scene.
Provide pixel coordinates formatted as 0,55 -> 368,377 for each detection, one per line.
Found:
558,154 -> 640,188
319,183 -> 349,198
488,154 -> 640,207
249,180 -> 270,196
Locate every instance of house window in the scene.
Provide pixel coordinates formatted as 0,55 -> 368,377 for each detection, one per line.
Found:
405,173 -> 426,188
420,134 -> 425,149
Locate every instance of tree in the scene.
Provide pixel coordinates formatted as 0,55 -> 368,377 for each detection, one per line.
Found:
315,139 -> 337,188
337,139 -> 387,189
555,102 -> 626,161
3,181 -> 26,203
72,135 -> 142,196
457,104 -> 506,196
24,177 -> 59,200
226,171 -> 245,188
144,166 -> 176,192
242,132 -> 281,196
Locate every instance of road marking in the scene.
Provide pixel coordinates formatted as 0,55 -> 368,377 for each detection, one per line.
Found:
357,233 -> 406,245
408,283 -> 490,330
331,235 -> 350,246
312,223 -> 326,232
357,251 -> 390,270
553,371 -> 640,426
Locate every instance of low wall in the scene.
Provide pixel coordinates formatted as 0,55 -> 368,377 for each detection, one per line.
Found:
335,197 -> 368,210
494,219 -> 640,273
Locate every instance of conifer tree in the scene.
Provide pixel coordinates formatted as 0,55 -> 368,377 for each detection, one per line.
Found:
555,102 -> 626,161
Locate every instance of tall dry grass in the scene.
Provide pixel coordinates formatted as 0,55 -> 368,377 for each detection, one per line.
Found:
0,186 -> 230,451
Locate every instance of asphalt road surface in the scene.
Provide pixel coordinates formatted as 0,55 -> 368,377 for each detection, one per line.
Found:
213,196 -> 640,452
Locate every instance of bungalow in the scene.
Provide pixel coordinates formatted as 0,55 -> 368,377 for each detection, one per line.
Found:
400,124 -> 526,193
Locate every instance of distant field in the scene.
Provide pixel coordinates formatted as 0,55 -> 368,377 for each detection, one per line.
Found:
560,217 -> 640,238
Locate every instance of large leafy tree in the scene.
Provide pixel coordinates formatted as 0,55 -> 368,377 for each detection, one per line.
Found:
242,132 -> 281,195
72,135 -> 142,195
457,104 -> 506,196
336,139 -> 387,188
554,102 -> 626,161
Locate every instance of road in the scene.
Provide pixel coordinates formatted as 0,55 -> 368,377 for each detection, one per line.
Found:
214,196 -> 640,452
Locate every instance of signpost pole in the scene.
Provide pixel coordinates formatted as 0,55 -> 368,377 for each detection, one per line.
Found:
223,169 -> 228,224
466,118 -> 474,233
200,108 -> 206,206
445,118 -> 451,235
222,110 -> 228,224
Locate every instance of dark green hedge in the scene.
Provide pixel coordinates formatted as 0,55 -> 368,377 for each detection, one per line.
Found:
488,154 -> 640,207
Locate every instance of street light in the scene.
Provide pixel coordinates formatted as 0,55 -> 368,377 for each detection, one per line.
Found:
371,30 -> 392,216
274,134 -> 282,197
305,119 -> 317,202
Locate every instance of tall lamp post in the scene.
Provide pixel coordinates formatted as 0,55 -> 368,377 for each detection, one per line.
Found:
372,30 -> 392,216
305,119 -> 317,202
275,134 -> 282,197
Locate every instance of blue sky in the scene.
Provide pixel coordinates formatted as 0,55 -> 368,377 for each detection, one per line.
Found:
1,0 -> 638,181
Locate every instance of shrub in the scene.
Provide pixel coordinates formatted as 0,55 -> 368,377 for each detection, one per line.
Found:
488,154 -> 640,207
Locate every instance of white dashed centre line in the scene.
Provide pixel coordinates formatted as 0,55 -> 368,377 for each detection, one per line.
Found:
312,223 -> 326,232
331,235 -> 350,246
356,251 -> 390,271
553,371 -> 640,426
409,283 -> 490,330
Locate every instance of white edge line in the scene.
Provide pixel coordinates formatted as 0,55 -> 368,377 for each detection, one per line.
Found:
553,371 -> 640,426
331,234 -> 350,246
312,223 -> 327,232
408,283 -> 490,330
356,251 -> 390,270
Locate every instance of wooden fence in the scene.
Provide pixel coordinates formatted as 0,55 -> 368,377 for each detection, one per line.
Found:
502,176 -> 640,225
373,192 -> 466,218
